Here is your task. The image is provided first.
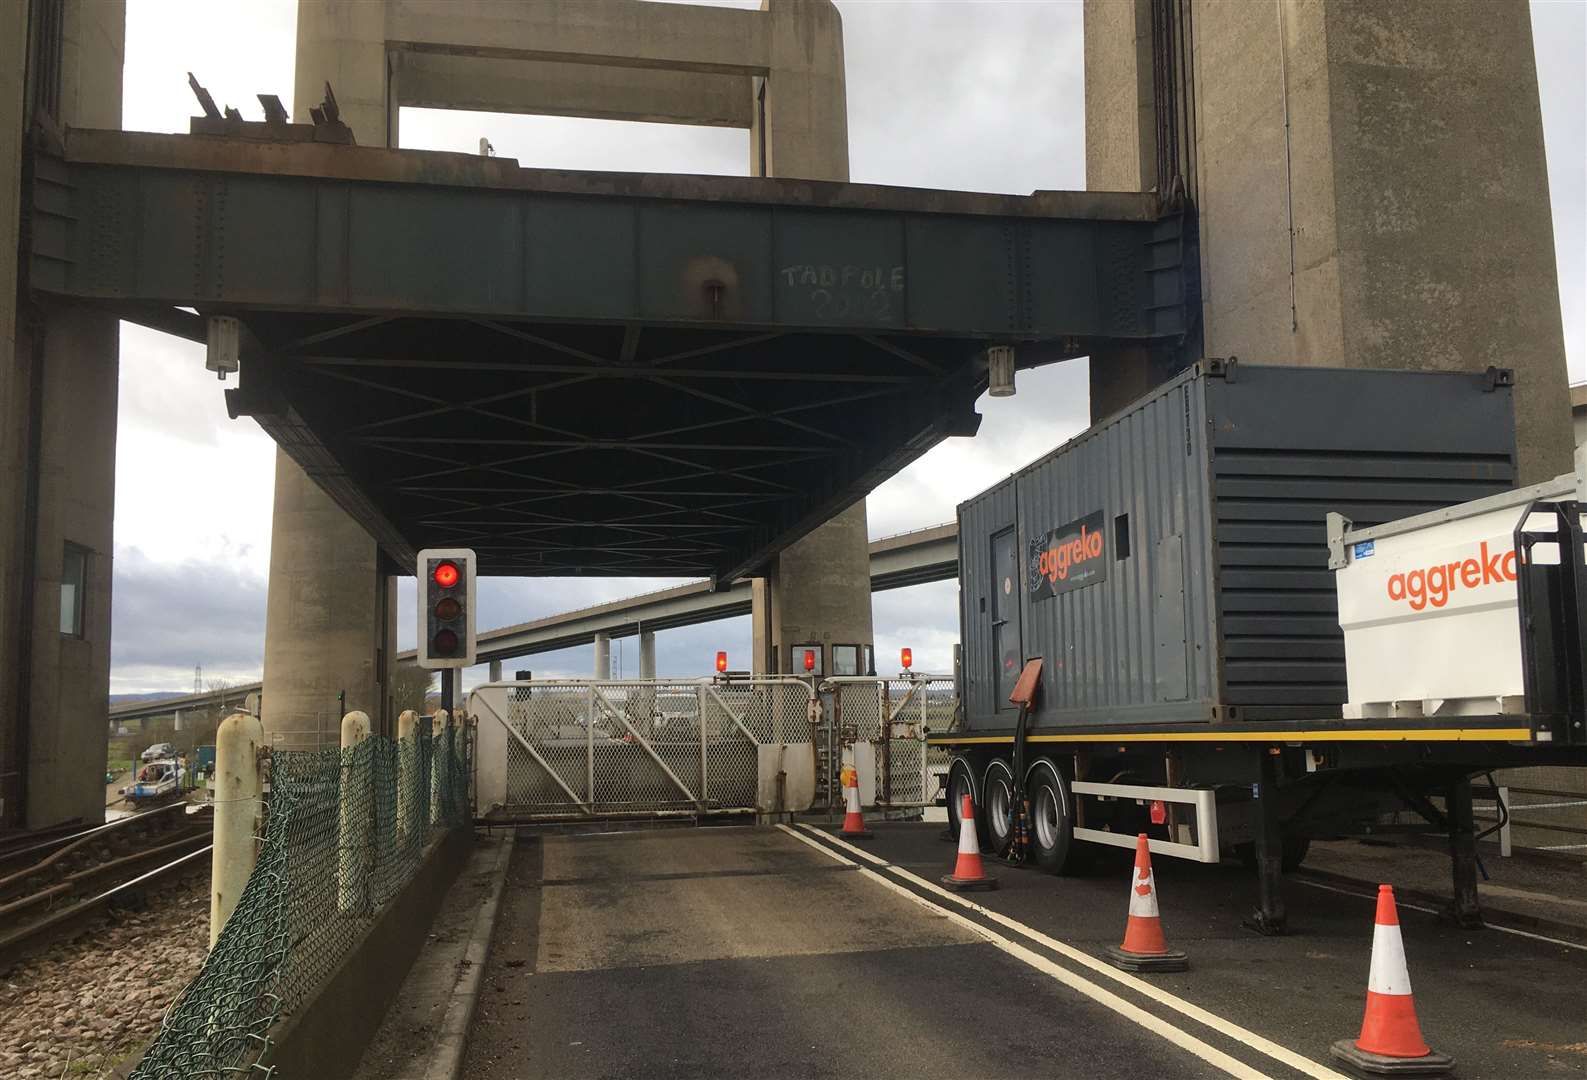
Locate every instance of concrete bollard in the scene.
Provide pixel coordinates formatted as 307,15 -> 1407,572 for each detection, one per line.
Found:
337,710 -> 372,915
210,711 -> 265,948
430,708 -> 449,826
396,709 -> 420,845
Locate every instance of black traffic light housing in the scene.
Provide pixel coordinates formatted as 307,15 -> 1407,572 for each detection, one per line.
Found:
417,548 -> 476,669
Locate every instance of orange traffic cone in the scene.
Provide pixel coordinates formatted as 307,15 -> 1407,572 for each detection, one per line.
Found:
1330,885 -> 1453,1076
941,794 -> 997,891
838,760 -> 871,838
1105,834 -> 1188,972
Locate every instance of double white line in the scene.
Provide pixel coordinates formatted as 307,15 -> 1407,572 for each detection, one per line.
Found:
778,823 -> 1350,1080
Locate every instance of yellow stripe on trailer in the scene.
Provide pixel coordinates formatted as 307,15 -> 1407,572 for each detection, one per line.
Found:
928,727 -> 1534,746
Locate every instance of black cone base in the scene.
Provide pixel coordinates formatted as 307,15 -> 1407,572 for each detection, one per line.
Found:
941,874 -> 998,891
1329,1040 -> 1454,1077
1105,945 -> 1189,972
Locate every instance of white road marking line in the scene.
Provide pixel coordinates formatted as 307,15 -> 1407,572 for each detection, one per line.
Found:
776,824 -> 1277,1080
1292,877 -> 1587,954
793,825 -> 1350,1080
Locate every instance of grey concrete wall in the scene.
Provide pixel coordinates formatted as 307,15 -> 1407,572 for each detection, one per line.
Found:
1084,0 -> 1573,483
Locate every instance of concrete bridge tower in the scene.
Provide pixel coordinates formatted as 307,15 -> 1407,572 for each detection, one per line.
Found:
1084,0 -> 1572,483
268,0 -> 875,742
1,0 -> 124,827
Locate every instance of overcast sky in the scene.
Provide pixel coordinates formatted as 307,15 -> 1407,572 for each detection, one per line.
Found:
110,0 -> 1586,693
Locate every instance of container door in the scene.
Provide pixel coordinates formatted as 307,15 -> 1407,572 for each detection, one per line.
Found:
991,526 -> 1022,711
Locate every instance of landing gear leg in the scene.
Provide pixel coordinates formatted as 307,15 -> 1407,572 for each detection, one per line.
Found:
1448,774 -> 1483,928
1245,751 -> 1288,936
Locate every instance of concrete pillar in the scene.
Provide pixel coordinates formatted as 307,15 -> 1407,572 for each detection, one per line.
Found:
488,659 -> 502,683
262,2 -> 395,756
592,632 -> 611,680
748,1 -> 873,675
638,630 -> 656,680
1,0 -> 125,829
210,711 -> 265,947
260,451 -> 386,747
337,710 -> 372,914
1084,0 -> 1572,482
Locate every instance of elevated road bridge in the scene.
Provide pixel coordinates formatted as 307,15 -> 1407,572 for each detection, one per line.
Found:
31,130 -> 1190,584
108,522 -> 958,726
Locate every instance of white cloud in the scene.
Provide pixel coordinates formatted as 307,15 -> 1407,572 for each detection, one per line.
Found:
109,0 -> 1587,692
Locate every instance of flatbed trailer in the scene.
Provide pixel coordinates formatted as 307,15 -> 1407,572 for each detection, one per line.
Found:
929,361 -> 1587,931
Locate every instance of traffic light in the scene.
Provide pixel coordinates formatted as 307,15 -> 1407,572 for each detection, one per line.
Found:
417,548 -> 476,669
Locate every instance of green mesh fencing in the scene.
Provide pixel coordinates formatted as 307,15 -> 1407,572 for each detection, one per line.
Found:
129,719 -> 472,1079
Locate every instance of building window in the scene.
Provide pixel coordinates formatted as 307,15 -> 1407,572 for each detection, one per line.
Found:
788,643 -> 823,676
832,644 -> 861,676
60,543 -> 87,637
864,644 -> 875,676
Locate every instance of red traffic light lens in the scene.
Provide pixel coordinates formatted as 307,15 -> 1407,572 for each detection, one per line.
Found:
434,597 -> 461,621
433,561 -> 460,589
803,649 -> 815,672
901,647 -> 913,670
433,628 -> 459,655
715,650 -> 728,673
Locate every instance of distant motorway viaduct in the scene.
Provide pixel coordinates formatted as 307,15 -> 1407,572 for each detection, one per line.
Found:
109,522 -> 958,727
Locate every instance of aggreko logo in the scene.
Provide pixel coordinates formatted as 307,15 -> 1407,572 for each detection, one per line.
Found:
1037,524 -> 1105,584
1385,541 -> 1517,611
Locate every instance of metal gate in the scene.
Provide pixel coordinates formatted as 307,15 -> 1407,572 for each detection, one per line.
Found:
471,679 -> 817,818
822,676 -> 951,814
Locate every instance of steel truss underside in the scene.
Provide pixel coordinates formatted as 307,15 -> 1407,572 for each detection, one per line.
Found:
238,313 -> 986,579
27,132 -> 1193,580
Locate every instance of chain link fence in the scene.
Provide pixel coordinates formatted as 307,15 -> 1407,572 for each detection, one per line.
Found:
129,718 -> 472,1078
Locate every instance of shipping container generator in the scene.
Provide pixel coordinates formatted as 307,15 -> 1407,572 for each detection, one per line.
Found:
930,359 -> 1587,931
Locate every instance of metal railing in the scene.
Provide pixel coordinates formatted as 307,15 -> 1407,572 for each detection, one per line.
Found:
1473,783 -> 1587,856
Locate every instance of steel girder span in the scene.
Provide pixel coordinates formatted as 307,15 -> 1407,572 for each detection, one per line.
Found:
28,130 -> 1192,582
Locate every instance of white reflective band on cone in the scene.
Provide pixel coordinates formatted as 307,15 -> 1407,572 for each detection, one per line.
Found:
846,783 -> 862,814
1128,869 -> 1160,918
1367,922 -> 1414,996
959,818 -> 980,855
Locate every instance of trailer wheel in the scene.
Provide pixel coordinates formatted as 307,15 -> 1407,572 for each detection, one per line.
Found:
982,759 -> 1015,856
945,757 -> 981,843
1025,759 -> 1079,874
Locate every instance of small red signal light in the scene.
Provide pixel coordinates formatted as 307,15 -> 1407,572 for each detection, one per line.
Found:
433,561 -> 460,589
434,596 -> 461,621
901,647 -> 913,670
433,628 -> 459,655
715,650 -> 728,673
803,648 -> 815,673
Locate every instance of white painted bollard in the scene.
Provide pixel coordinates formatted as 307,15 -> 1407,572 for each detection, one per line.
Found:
210,711 -> 265,948
337,710 -> 372,915
430,709 -> 449,826
397,709 -> 420,845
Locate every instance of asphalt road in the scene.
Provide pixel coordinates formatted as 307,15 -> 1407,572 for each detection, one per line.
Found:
463,822 -> 1587,1080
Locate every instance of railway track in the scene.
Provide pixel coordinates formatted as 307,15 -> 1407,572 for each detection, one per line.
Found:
0,804 -> 214,971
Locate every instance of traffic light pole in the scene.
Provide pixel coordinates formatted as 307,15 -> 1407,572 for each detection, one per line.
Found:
441,669 -> 456,717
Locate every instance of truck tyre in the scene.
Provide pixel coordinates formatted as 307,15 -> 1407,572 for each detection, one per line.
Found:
1025,759 -> 1079,873
982,759 -> 1015,856
946,757 -> 981,844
